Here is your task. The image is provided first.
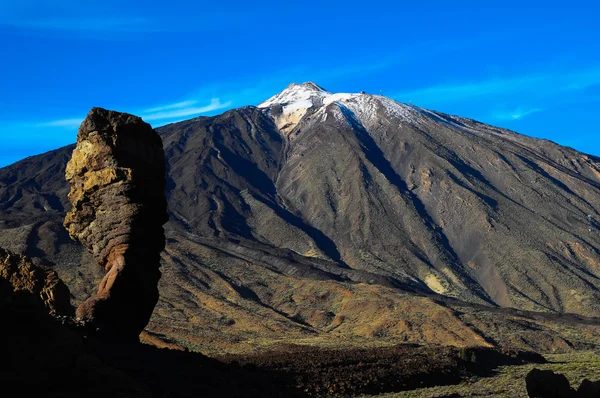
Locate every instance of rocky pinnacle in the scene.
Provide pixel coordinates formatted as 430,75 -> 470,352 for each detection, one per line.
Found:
64,107 -> 168,340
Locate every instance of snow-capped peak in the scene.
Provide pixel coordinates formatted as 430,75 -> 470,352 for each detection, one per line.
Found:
259,82 -> 419,135
258,82 -> 330,108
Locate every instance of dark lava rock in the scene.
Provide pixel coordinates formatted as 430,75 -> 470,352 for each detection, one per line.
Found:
64,107 -> 168,340
577,378 -> 600,398
526,368 -> 575,398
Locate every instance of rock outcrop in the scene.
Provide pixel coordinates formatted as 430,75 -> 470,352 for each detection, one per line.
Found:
525,368 -> 575,397
0,248 -> 150,396
577,379 -> 600,398
64,107 -> 168,340
525,368 -> 600,397
0,247 -> 72,316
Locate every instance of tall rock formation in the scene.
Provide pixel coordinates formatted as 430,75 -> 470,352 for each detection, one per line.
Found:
64,107 -> 168,340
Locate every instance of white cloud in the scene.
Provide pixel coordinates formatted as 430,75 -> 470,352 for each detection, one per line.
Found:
3,17 -> 150,32
392,68 -> 600,105
35,118 -> 82,128
144,100 -> 199,113
395,77 -> 540,104
491,107 -> 544,121
0,2 -> 151,33
7,98 -> 233,135
142,98 -> 233,122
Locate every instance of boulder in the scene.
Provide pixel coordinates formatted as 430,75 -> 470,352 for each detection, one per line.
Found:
525,368 -> 575,398
64,107 -> 168,340
577,379 -> 600,398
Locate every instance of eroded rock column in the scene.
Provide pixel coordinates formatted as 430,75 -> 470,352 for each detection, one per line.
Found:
64,107 -> 168,340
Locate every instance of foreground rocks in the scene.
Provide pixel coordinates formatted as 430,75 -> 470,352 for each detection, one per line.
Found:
577,378 -> 600,397
64,107 -> 168,340
526,368 -> 600,398
221,344 -> 545,396
0,247 -> 71,316
0,247 -> 144,396
0,248 -> 296,397
526,369 -> 575,397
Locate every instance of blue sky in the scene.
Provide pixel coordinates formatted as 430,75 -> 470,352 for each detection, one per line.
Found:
0,0 -> 599,166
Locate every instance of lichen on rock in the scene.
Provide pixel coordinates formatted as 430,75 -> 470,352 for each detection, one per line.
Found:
64,107 -> 168,340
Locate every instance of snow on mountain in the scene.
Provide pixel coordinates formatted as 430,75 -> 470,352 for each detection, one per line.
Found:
258,82 -> 329,108
258,82 -> 422,133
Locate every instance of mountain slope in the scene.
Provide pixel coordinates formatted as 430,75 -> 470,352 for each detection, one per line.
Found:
2,82 -> 600,353
159,82 -> 600,316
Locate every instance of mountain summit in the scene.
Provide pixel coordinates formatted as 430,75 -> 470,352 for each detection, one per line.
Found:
2,82 -> 600,353
258,82 -> 418,135
258,82 -> 329,107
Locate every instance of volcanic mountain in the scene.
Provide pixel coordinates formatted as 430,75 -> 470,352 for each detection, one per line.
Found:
2,82 -> 600,353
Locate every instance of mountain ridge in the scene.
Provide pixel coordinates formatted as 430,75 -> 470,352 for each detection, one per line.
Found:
2,83 -> 600,353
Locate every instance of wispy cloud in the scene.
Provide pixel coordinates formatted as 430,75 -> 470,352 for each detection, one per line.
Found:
0,35 -> 496,139
394,76 -> 542,104
0,1 -> 152,33
3,97 -> 233,136
23,98 -> 233,130
491,107 -> 544,121
141,98 -> 233,122
35,118 -> 82,128
393,68 -> 600,105
3,17 -> 150,32
144,100 -> 199,113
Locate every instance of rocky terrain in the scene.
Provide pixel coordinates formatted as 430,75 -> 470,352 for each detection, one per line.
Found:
1,247 -> 592,397
525,368 -> 600,398
0,247 -> 303,397
0,244 -> 551,397
2,84 -> 600,394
